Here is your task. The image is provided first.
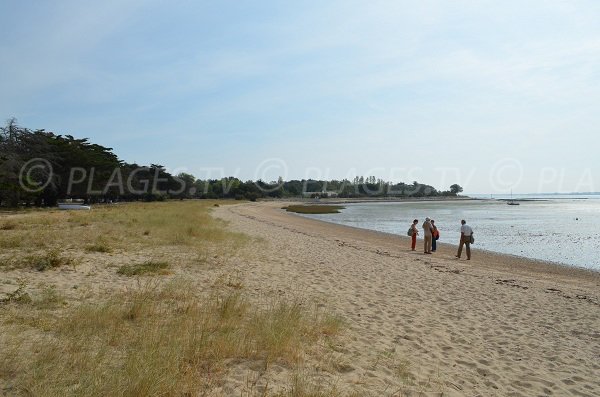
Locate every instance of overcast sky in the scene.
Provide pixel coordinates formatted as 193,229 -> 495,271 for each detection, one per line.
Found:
1,1 -> 599,193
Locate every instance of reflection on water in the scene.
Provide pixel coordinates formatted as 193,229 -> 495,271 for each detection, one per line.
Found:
300,199 -> 600,270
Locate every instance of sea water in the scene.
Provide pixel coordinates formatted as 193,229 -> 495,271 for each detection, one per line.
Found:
300,197 -> 600,270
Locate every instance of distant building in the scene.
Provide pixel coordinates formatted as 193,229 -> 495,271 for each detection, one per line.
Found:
302,191 -> 339,198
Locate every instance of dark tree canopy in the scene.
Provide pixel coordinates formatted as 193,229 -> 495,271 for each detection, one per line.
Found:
0,119 -> 464,207
450,184 -> 464,195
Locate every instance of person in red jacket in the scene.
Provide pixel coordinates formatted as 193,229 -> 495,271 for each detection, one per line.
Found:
431,219 -> 439,252
410,219 -> 419,251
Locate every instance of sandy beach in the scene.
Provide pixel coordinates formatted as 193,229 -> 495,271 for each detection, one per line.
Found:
1,201 -> 599,396
214,201 -> 600,396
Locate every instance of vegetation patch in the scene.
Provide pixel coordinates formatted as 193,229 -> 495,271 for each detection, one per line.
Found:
33,285 -> 67,309
283,205 -> 345,214
0,201 -> 349,395
0,235 -> 22,249
0,280 -> 31,304
117,260 -> 170,276
85,241 -> 112,253
0,280 -> 344,396
23,250 -> 76,271
0,221 -> 18,230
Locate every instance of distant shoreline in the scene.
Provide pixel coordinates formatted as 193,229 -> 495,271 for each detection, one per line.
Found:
258,195 -> 599,204
264,196 -> 478,205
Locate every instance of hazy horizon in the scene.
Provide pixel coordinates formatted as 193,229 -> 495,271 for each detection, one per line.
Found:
2,1 -> 599,194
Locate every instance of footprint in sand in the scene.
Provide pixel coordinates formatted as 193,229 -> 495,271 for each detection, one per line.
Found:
431,264 -> 464,274
393,334 -> 414,343
495,279 -> 529,290
455,359 -> 477,368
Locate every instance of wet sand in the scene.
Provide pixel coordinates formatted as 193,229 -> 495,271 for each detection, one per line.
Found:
215,201 -> 600,396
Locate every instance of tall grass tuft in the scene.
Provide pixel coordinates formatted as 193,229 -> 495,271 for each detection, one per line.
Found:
85,239 -> 112,253
24,250 -> 77,271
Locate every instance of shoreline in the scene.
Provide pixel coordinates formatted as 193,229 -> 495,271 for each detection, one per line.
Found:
215,201 -> 600,395
286,198 -> 600,274
294,211 -> 600,277
278,201 -> 600,282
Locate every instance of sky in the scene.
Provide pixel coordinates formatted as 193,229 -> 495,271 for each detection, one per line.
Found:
1,0 -> 599,194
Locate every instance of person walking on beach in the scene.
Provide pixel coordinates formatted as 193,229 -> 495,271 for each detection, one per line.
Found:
431,220 -> 439,252
456,219 -> 473,260
422,217 -> 434,254
409,219 -> 419,251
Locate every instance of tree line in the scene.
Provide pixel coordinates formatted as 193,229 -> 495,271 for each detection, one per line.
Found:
0,119 -> 463,207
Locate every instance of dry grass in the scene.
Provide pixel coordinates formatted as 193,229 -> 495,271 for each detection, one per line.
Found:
1,280 -> 343,396
0,235 -> 22,249
0,279 -> 31,304
0,220 -> 18,230
117,260 -> 170,276
1,249 -> 79,271
30,250 -> 78,271
0,201 -> 347,396
85,238 -> 112,253
0,201 -> 250,256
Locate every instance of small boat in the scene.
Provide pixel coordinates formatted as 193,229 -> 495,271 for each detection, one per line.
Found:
507,190 -> 520,206
58,200 -> 91,210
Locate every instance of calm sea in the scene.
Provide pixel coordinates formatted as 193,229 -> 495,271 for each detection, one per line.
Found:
299,196 -> 600,270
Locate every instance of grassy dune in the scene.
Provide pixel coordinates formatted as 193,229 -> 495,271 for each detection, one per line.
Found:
0,201 -> 344,396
